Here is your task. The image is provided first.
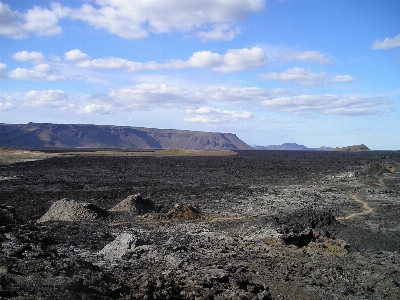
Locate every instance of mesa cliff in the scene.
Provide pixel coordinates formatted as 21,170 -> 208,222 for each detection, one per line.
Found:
0,123 -> 253,150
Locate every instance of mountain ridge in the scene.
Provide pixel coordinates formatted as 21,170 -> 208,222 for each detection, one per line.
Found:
252,143 -> 332,151
0,123 -> 253,150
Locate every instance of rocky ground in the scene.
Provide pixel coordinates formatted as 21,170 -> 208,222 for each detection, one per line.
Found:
0,150 -> 400,299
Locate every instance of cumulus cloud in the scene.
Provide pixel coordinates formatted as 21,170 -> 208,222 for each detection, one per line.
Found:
0,63 -> 6,79
73,47 -> 266,73
281,51 -> 331,64
260,67 -> 326,85
0,1 -> 62,39
331,75 -> 354,83
76,57 -> 155,71
202,86 -> 272,103
56,0 -> 265,40
23,5 -> 62,36
80,84 -> 285,116
64,49 -> 90,61
184,106 -> 252,124
195,24 -> 241,42
24,90 -> 73,109
9,64 -> 65,81
0,2 -> 25,39
262,94 -> 389,116
12,51 -> 44,64
78,103 -> 113,115
371,34 -> 400,50
0,102 -> 13,110
79,83 -> 203,114
260,67 -> 354,85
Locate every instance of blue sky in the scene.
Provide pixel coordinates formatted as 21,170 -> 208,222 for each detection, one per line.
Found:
1,0 -> 399,150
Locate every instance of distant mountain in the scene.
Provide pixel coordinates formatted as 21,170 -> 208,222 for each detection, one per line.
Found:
252,143 -> 332,151
0,123 -> 253,150
333,144 -> 371,152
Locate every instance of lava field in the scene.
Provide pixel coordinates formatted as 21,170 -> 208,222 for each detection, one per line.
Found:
1,150 -> 400,299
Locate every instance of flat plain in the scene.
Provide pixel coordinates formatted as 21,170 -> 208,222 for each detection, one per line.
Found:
1,150 -> 400,299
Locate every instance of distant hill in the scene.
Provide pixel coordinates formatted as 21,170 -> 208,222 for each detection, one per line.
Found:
333,144 -> 371,152
253,143 -> 332,151
0,123 -> 253,150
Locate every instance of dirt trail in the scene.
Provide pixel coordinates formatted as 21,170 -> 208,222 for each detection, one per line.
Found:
337,194 -> 373,220
203,213 -> 272,224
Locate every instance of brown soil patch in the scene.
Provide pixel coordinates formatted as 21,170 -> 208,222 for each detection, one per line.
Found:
165,203 -> 204,220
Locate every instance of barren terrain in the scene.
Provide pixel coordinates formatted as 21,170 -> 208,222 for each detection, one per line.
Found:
1,150 -> 400,299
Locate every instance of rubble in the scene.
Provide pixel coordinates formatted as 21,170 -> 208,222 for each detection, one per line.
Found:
37,199 -> 109,223
110,193 -> 155,213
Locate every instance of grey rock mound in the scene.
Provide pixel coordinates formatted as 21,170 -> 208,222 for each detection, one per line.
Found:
98,232 -> 143,260
0,205 -> 21,225
37,199 -> 109,223
110,194 -> 155,214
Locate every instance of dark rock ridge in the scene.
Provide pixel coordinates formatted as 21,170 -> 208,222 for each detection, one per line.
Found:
253,143 -> 332,151
0,123 -> 253,150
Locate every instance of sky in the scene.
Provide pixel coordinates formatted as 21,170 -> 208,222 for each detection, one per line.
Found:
0,0 -> 399,150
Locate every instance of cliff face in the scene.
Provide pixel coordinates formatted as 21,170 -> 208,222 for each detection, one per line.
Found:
0,123 -> 253,150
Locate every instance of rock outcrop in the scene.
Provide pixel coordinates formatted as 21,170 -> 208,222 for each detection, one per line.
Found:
98,232 -> 143,260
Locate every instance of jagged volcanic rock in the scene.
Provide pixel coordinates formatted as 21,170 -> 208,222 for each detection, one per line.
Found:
98,232 -> 143,260
0,205 -> 21,225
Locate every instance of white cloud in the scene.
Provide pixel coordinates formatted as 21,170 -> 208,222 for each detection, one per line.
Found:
23,5 -> 62,36
9,64 -> 65,81
331,75 -> 354,83
76,57 -> 153,71
12,51 -> 44,64
24,90 -> 73,109
260,67 -> 354,85
371,34 -> 400,50
0,63 -> 6,78
262,94 -> 389,116
0,2 -> 62,39
80,83 -> 203,114
78,103 -> 112,115
260,67 -> 326,85
0,2 -> 25,39
281,51 -> 331,64
183,116 -> 222,124
58,0 -> 265,40
64,49 -> 90,61
202,86 -> 271,103
0,102 -> 13,110
196,47 -> 266,73
74,47 -> 266,73
195,24 -> 241,42
184,106 -> 252,124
